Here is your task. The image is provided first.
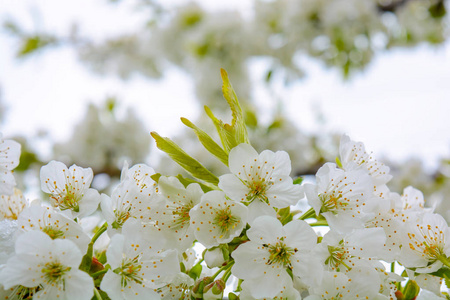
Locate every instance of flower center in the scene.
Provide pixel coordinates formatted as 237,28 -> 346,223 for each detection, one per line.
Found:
245,179 -> 271,204
41,261 -> 71,284
264,241 -> 295,268
213,207 -> 239,236
53,184 -> 81,212
42,226 -> 65,239
325,244 -> 351,271
115,256 -> 143,287
408,224 -> 445,262
112,208 -> 131,229
171,201 -> 194,229
319,192 -> 348,213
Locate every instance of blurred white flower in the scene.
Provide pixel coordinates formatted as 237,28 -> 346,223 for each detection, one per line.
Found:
0,133 -> 21,195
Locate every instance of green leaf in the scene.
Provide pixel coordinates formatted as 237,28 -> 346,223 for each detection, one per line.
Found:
204,69 -> 250,153
175,174 -> 217,193
17,35 -> 56,57
180,117 -> 228,166
431,266 -> 450,279
151,132 -> 219,185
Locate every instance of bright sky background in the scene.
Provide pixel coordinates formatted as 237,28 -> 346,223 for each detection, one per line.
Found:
1,0 -> 449,170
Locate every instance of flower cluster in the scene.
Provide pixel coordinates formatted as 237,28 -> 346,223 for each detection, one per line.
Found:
1,71 -> 450,300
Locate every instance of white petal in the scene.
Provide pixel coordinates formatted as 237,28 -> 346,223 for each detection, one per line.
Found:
40,161 -> 68,194
77,188 -> 101,218
100,271 -> 126,300
228,144 -> 258,175
247,201 -> 277,225
63,269 -> 94,300
246,216 -> 282,244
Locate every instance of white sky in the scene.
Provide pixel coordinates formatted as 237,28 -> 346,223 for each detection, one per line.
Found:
0,0 -> 449,170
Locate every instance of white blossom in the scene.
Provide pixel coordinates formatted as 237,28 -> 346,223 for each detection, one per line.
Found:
0,188 -> 27,220
305,268 -> 384,300
0,231 -> 94,300
0,134 -> 20,195
398,212 -> 450,273
231,216 -> 320,298
17,205 -> 90,252
101,163 -> 157,235
305,162 -> 376,233
100,219 -> 180,300
40,160 -> 101,218
315,228 -> 386,272
155,273 -> 194,300
339,134 -> 392,186
190,190 -> 247,248
219,143 -> 303,223
150,176 -> 203,252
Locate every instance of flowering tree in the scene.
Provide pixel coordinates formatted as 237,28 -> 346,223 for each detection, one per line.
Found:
1,70 -> 450,299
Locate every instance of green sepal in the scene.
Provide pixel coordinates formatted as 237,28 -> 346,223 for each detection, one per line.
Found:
293,177 -> 303,185
403,280 -> 420,300
175,174 -> 218,193
91,289 -> 111,300
204,69 -> 250,153
96,250 -> 107,265
277,207 -> 293,225
151,132 -> 219,185
150,173 -> 161,183
180,262 -> 186,273
228,292 -> 239,300
189,263 -> 203,280
180,117 -> 229,166
335,156 -> 343,168
79,242 -> 94,272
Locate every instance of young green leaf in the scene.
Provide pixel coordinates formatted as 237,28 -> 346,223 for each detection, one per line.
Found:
204,69 -> 250,153
180,117 -> 228,166
151,132 -> 219,185
175,174 -> 217,193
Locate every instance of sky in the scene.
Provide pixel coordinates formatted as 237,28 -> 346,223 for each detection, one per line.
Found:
0,0 -> 449,170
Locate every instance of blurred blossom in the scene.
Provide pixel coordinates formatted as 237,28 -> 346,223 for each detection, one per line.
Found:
53,100 -> 151,177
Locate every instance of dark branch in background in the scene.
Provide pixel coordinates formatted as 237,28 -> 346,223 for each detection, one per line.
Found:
377,0 -> 446,19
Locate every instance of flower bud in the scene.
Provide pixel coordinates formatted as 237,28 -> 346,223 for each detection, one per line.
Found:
191,276 -> 213,298
204,247 -> 227,268
203,279 -> 225,300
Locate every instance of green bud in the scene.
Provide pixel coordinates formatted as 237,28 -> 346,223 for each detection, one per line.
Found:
203,279 -> 225,300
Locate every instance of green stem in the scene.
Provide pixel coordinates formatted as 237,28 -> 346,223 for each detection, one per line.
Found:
222,266 -> 233,282
93,288 -> 103,300
79,223 -> 108,272
298,207 -> 316,220
92,222 -> 108,245
211,261 -> 235,281
437,255 -> 450,269
309,220 -> 328,227
391,262 -> 395,273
